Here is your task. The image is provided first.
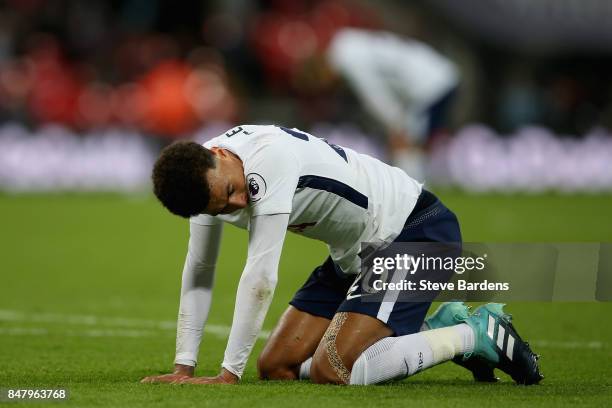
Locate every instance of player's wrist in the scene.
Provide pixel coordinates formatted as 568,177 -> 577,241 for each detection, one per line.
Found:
221,362 -> 242,379
220,368 -> 240,384
173,363 -> 195,377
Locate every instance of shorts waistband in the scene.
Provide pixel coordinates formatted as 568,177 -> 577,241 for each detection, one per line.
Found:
411,189 -> 438,216
404,189 -> 440,228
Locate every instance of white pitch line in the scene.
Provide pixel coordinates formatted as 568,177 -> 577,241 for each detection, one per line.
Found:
0,326 -> 161,338
0,325 -> 607,350
531,340 -> 605,350
0,309 -> 607,349
0,327 -> 49,336
0,309 -> 270,339
0,309 -> 176,330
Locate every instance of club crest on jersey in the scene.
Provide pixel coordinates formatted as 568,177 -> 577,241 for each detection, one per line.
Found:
246,173 -> 266,202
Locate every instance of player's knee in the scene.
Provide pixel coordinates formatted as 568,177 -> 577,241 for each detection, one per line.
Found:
310,352 -> 336,384
257,353 -> 297,380
310,316 -> 359,384
310,348 -> 349,385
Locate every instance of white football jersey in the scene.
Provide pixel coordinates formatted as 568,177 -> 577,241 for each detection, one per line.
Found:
191,124 -> 422,274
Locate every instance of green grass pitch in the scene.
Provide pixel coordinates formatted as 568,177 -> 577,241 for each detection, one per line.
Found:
1,191 -> 611,407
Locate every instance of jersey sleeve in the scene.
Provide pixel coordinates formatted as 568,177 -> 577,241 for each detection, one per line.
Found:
174,219 -> 223,366
190,213 -> 221,226
244,142 -> 300,216
221,213 -> 289,377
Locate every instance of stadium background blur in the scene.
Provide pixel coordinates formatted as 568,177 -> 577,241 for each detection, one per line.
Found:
1,1 -> 611,407
2,0 -> 612,192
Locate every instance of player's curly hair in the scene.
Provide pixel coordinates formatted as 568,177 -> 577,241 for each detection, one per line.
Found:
152,141 -> 216,218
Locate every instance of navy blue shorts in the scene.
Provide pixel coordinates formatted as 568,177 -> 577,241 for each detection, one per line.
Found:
289,189 -> 462,336
425,87 -> 457,137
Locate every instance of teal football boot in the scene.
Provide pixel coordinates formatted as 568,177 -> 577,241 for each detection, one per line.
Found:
424,302 -> 498,382
464,303 -> 543,385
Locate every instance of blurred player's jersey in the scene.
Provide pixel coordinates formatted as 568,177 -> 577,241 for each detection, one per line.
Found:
191,124 -> 422,274
327,28 -> 459,139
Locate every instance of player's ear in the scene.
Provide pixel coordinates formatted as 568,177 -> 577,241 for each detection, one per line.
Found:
210,147 -> 228,159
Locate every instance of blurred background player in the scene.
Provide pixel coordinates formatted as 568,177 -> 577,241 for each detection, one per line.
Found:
1,0 -> 612,194
325,28 -> 460,181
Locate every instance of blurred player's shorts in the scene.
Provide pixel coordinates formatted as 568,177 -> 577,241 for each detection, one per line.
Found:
406,87 -> 458,143
425,87 -> 457,138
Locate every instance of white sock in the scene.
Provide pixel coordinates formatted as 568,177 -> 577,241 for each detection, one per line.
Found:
349,324 -> 474,385
299,357 -> 312,380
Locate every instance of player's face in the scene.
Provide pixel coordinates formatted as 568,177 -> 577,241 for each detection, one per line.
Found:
203,148 -> 248,216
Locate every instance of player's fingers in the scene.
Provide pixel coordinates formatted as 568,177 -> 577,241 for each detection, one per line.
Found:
141,374 -> 185,384
170,376 -> 194,384
160,375 -> 190,384
180,377 -> 203,384
181,377 -> 218,384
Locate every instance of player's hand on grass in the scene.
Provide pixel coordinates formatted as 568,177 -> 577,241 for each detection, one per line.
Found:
140,363 -> 195,383
180,368 -> 239,385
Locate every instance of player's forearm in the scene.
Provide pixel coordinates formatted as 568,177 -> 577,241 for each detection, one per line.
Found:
174,221 -> 222,366
220,214 -> 288,378
174,275 -> 214,366
352,82 -> 405,132
221,266 -> 278,378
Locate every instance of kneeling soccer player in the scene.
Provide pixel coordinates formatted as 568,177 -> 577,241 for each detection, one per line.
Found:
141,124 -> 542,386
